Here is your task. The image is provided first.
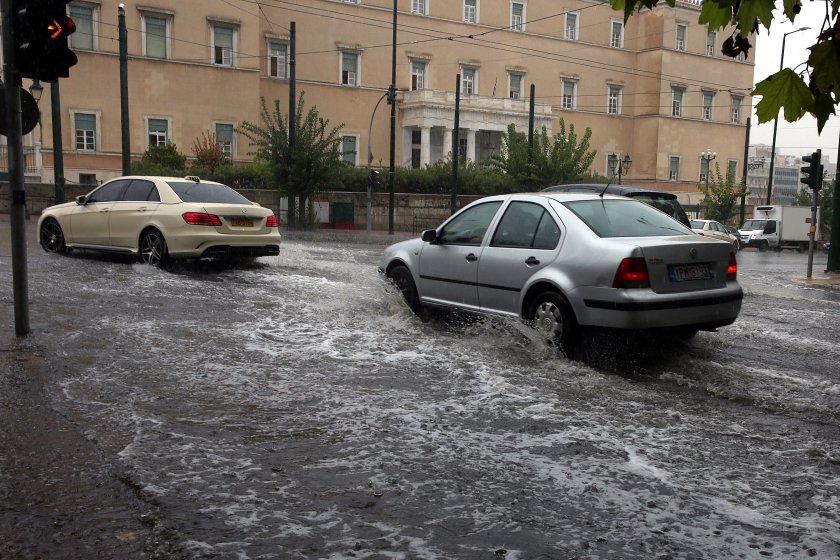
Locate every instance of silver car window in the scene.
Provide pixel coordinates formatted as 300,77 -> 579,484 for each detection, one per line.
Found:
439,201 -> 503,246
563,199 -> 691,238
491,201 -> 560,250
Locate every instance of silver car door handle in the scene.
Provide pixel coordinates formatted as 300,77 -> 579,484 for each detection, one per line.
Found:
465,253 -> 478,262
525,256 -> 540,265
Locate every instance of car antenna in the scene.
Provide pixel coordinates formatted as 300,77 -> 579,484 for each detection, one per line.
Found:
599,172 -> 616,197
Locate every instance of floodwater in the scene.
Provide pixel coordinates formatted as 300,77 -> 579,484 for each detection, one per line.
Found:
4,226 -> 840,559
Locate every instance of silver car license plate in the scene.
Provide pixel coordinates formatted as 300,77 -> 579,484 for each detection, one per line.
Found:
669,263 -> 711,282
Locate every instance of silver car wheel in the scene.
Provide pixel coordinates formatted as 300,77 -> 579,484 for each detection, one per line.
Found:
528,291 -> 576,352
534,301 -> 564,340
140,229 -> 168,268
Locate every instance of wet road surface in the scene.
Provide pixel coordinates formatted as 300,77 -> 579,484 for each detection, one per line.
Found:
1,221 -> 839,559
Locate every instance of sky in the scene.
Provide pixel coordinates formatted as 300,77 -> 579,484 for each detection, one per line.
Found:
751,2 -> 840,164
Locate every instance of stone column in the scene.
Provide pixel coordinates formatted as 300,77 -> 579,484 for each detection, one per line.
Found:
420,126 -> 431,167
466,129 -> 477,163
443,128 -> 452,160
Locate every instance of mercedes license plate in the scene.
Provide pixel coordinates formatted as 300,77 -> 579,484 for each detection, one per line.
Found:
669,263 -> 711,282
230,217 -> 253,227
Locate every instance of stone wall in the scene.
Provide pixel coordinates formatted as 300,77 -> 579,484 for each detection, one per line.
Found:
0,182 -> 482,233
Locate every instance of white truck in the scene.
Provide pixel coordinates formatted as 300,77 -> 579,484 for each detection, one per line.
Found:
738,205 -> 819,252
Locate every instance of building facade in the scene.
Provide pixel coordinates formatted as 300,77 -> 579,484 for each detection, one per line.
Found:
746,145 -> 833,206
6,0 -> 754,193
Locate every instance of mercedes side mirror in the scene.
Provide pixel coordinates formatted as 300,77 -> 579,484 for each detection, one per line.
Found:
75,195 -> 87,205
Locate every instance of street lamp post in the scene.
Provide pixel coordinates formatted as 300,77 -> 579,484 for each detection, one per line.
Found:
701,148 -> 717,193
616,153 -> 632,184
766,26 -> 810,205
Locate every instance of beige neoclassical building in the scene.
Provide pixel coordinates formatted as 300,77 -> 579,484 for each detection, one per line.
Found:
10,0 -> 754,195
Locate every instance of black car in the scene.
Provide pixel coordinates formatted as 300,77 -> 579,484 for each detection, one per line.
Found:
542,183 -> 692,228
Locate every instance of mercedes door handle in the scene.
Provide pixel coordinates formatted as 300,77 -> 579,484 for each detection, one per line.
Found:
465,253 -> 478,262
525,256 -> 540,265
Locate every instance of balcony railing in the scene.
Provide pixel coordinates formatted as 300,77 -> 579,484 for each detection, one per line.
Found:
0,145 -> 38,174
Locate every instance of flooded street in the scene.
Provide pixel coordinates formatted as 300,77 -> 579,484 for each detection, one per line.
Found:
2,222 -> 839,559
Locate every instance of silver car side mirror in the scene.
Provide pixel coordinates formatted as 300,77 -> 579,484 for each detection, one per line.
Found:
421,229 -> 438,243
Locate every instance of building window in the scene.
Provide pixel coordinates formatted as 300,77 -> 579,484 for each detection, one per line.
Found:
727,159 -> 738,183
706,31 -> 716,56
464,0 -> 477,23
509,73 -> 522,99
69,5 -> 95,50
565,11 -> 578,41
212,25 -> 235,66
611,20 -> 624,48
669,156 -> 680,181
608,85 -> 621,115
699,157 -> 710,183
341,135 -> 358,165
462,67 -> 476,95
459,137 -> 467,160
215,123 -> 234,157
607,153 -> 619,179
74,113 -> 96,151
147,118 -> 169,147
702,92 -> 714,120
411,130 -> 422,168
268,41 -> 288,78
676,23 -> 687,51
341,51 -> 359,86
511,2 -> 525,32
143,13 -> 170,59
672,87 -> 684,117
79,173 -> 98,186
731,95 -> 742,123
561,79 -> 576,110
411,0 -> 426,15
411,60 -> 426,90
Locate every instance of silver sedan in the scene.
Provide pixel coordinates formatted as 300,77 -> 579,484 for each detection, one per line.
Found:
380,193 -> 742,350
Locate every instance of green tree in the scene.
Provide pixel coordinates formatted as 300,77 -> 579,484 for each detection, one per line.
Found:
611,0 -> 840,131
192,131 -> 229,178
697,162 -> 749,223
486,119 -> 597,189
237,93 -> 344,227
793,183 -> 834,239
131,143 -> 187,176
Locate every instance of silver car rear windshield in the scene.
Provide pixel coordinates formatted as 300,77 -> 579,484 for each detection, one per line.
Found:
559,199 -> 692,238
167,181 -> 251,205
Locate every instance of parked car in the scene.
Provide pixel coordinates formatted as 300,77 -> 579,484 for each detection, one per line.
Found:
541,183 -> 692,228
380,193 -> 742,352
825,242 -> 831,254
691,219 -> 740,252
37,176 -> 281,267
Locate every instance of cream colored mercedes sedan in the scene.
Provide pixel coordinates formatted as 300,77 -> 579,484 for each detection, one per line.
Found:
37,176 -> 281,267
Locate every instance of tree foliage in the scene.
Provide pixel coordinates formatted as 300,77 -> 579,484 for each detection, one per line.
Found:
237,93 -> 344,226
486,120 -> 597,189
131,143 -> 187,176
611,0 -> 840,131
192,131 -> 229,178
697,162 -> 749,223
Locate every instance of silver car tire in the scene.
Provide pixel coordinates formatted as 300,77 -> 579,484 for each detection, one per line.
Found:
529,291 -> 576,350
140,229 -> 169,268
39,218 -> 67,254
387,264 -> 421,314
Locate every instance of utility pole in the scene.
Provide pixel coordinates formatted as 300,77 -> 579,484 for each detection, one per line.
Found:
288,21 -> 296,228
451,74 -> 460,215
527,83 -> 535,168
51,82 -> 65,203
739,117 -> 750,227
2,0 -> 31,336
388,0 -> 397,234
119,4 -> 130,175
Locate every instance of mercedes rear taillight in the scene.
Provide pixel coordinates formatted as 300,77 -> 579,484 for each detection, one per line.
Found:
182,212 -> 222,226
266,214 -> 278,228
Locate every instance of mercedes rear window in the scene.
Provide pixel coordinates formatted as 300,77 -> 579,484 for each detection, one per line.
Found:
167,181 -> 251,204
558,199 -> 692,238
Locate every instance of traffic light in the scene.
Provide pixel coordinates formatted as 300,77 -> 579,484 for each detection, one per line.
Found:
801,150 -> 822,191
13,0 -> 77,82
369,169 -> 381,190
